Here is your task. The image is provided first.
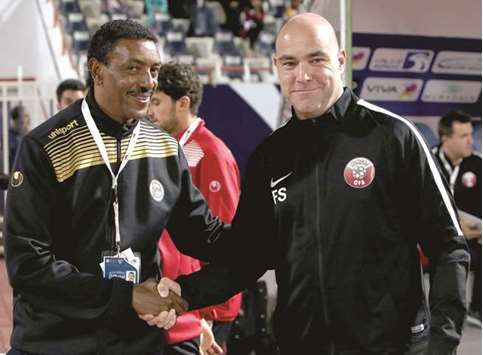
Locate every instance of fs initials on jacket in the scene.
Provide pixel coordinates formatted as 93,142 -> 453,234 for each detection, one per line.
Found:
177,88 -> 470,355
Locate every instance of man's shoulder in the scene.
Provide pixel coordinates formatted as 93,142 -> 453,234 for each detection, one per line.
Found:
354,99 -> 413,130
139,118 -> 176,142
29,101 -> 84,147
192,124 -> 235,159
464,151 -> 482,166
138,118 -> 179,156
470,151 -> 482,160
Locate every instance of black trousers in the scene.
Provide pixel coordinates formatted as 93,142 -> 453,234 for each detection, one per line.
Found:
7,348 -> 166,355
164,337 -> 200,355
469,239 -> 482,311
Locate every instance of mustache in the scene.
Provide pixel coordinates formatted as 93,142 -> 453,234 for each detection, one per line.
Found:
127,88 -> 153,96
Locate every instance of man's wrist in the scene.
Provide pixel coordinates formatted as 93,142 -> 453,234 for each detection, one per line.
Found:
176,276 -> 193,311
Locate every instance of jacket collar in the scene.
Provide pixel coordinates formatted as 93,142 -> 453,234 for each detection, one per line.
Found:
85,90 -> 137,139
288,87 -> 357,126
174,118 -> 205,142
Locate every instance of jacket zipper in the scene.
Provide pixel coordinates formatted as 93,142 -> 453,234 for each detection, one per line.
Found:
313,121 -> 334,354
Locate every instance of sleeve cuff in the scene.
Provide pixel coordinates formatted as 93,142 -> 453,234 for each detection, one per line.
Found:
106,278 -> 137,321
426,335 -> 458,355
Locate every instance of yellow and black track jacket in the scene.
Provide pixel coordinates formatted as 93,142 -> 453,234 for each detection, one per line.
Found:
5,93 -> 224,355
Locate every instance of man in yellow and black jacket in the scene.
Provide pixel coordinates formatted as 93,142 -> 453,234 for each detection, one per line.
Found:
5,20 -> 224,355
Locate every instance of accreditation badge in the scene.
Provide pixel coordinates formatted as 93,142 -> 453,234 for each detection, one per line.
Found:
100,248 -> 141,284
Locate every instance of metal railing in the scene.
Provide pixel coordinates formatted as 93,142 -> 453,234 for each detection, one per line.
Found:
0,79 -> 56,174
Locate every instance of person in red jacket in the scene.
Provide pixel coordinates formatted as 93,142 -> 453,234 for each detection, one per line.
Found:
148,61 -> 242,355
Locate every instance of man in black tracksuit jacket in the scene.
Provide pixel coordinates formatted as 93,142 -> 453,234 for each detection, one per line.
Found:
170,14 -> 470,355
4,21 -> 224,355
432,110 -> 481,322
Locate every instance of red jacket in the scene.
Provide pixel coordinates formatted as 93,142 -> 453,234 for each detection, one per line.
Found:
160,119 -> 242,344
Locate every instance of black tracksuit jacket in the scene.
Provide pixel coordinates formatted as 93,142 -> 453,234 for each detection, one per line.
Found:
5,93 -> 224,355
432,145 -> 481,218
178,88 -> 470,355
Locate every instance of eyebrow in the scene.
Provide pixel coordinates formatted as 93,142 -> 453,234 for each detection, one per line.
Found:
277,50 -> 329,62
307,51 -> 329,58
126,58 -> 161,66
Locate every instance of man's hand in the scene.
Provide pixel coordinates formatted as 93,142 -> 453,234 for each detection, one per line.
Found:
157,277 -> 182,298
461,220 -> 482,241
132,278 -> 188,321
139,277 -> 188,329
200,319 -> 223,355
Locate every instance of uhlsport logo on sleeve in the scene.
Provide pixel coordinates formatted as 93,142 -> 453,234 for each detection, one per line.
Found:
344,157 -> 375,189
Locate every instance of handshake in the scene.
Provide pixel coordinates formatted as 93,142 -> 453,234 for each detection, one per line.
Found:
132,277 -> 188,329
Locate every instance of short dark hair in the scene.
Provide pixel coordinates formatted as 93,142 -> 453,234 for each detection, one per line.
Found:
438,110 -> 472,138
10,105 -> 25,121
56,79 -> 85,103
156,62 -> 203,114
87,20 -> 158,87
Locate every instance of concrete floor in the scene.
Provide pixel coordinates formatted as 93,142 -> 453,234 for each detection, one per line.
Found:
460,321 -> 482,355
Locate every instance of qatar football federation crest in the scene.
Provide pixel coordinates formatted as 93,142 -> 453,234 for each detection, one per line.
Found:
344,157 -> 375,189
461,171 -> 477,188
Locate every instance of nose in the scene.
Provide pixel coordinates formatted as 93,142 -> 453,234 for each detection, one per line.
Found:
147,105 -> 155,120
140,70 -> 156,90
295,62 -> 311,82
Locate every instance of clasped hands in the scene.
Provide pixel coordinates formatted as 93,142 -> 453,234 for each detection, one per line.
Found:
132,277 -> 187,329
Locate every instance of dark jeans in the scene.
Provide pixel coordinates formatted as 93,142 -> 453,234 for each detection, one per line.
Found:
212,321 -> 232,348
164,337 -> 200,355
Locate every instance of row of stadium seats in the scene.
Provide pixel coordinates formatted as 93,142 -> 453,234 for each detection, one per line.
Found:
57,0 -> 284,83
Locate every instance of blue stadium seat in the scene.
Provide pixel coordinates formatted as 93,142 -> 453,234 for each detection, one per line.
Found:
214,31 -> 240,57
222,55 -> 244,80
60,0 -> 80,14
255,31 -> 276,57
415,122 -> 439,148
164,31 -> 191,57
72,31 -> 90,53
268,0 -> 286,17
67,12 -> 88,32
154,12 -> 174,36
110,13 -> 128,21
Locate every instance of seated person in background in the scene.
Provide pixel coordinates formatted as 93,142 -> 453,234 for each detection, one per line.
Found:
9,105 -> 30,169
240,0 -> 264,48
284,0 -> 303,19
432,110 -> 482,326
56,78 -> 86,111
145,0 -> 169,27
188,0 -> 220,37
149,61 -> 242,355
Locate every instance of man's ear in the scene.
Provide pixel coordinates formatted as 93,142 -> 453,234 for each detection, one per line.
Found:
88,57 -> 104,86
177,96 -> 191,112
338,49 -> 346,73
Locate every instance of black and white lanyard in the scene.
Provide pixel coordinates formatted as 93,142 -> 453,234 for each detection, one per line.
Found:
81,99 -> 140,250
438,148 -> 460,194
178,117 -> 201,147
